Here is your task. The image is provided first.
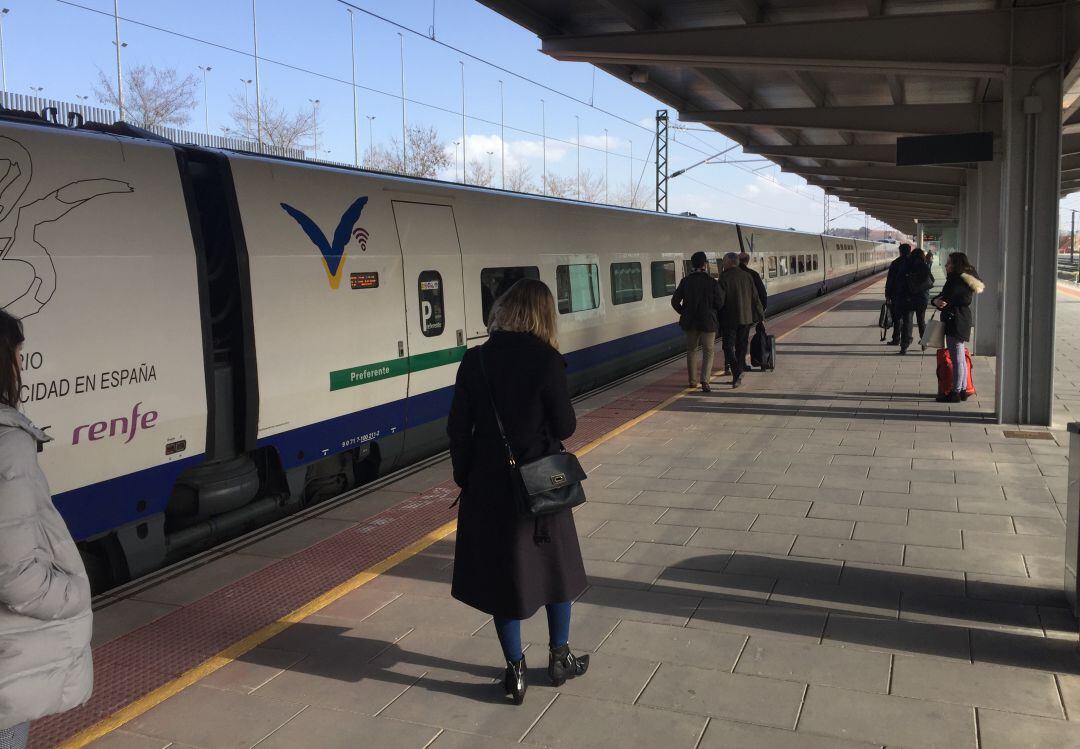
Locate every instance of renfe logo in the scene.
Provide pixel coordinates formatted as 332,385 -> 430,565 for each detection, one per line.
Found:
280,196 -> 370,289
73,402 -> 159,445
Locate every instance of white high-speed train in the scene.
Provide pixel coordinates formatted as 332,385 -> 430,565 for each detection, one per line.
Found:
0,114 -> 891,588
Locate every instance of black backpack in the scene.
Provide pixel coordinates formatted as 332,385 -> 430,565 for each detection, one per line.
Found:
906,269 -> 933,296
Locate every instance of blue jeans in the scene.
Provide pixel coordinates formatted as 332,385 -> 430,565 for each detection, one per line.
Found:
493,601 -> 573,662
947,335 -> 968,393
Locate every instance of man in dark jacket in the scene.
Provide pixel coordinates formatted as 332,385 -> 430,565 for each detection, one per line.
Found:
896,248 -> 934,354
718,252 -> 764,388
672,251 -> 723,391
738,252 -> 767,370
883,243 -> 912,345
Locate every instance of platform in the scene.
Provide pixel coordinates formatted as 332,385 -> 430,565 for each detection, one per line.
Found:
34,275 -> 1079,749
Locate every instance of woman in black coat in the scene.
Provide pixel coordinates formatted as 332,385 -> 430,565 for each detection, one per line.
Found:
932,252 -> 985,402
448,278 -> 589,705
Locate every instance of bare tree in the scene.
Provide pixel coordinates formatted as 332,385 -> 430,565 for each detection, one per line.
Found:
465,157 -> 494,187
543,172 -> 576,199
228,93 -> 317,152
366,125 -> 452,179
615,181 -> 654,209
578,169 -> 605,203
95,65 -> 198,128
504,163 -> 536,194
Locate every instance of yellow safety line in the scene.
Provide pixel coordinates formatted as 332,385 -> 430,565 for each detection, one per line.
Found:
62,278 -> 871,748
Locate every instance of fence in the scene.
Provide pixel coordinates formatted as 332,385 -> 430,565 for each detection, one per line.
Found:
0,91 -> 305,160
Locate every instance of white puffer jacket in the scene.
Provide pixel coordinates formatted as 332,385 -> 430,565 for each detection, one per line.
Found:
0,405 -> 93,730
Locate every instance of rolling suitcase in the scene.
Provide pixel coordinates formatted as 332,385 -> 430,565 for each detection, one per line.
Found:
935,348 -> 976,397
750,322 -> 776,371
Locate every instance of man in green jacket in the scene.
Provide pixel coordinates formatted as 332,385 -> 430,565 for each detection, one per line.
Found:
719,253 -> 764,388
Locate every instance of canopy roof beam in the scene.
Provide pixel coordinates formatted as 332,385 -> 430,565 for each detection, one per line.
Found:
682,102 -> 1001,135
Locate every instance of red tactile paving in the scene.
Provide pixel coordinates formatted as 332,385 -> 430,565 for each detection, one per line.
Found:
30,273 -> 881,748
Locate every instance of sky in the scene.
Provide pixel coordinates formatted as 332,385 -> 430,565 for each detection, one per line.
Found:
9,0 -> 921,234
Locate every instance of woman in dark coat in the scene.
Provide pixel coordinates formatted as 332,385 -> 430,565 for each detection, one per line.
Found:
932,252 -> 985,402
897,247 -> 934,355
448,279 -> 589,705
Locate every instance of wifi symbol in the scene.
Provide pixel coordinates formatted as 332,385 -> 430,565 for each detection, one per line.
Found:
352,227 -> 369,251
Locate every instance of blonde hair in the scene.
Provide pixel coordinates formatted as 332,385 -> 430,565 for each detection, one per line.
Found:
487,278 -> 559,350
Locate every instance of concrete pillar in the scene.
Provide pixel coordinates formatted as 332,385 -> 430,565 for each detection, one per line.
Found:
996,61 -> 1063,425
973,158 -> 1003,357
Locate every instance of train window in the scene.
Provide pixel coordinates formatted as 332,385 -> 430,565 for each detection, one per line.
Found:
797,256 -> 806,274
418,271 -> 445,337
813,255 -> 819,271
778,256 -> 787,276
707,260 -> 720,279
481,266 -> 540,324
611,262 -> 643,305
789,255 -> 798,274
651,261 -> 677,297
767,256 -> 777,279
556,263 -> 600,314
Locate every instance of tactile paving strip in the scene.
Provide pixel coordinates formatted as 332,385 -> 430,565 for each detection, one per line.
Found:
30,274 -> 882,748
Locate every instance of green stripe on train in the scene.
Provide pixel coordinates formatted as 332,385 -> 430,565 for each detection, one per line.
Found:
329,345 -> 467,391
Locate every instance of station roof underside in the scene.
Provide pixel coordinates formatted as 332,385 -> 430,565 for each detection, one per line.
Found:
478,0 -> 1080,236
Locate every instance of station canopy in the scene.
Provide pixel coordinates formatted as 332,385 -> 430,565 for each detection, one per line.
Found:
478,0 -> 1080,236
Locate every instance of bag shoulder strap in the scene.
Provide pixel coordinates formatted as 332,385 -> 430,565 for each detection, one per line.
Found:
477,348 -> 518,467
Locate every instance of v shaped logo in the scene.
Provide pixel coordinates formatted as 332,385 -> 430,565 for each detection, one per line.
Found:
280,196 -> 369,289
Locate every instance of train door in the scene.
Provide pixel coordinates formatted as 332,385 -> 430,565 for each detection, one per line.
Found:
392,201 -> 468,461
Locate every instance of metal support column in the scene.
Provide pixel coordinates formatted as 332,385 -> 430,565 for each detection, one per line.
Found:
996,58 -> 1063,425
974,157 -> 1002,357
656,109 -> 668,213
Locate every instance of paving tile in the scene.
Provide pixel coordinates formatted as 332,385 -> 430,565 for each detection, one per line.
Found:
752,514 -> 855,539
574,584 -> 701,627
525,650 -> 660,704
791,536 -> 904,565
589,461 -> 668,478
125,685 -> 304,749
591,519 -> 697,545
584,559 -> 663,590
962,530 -> 1063,556
240,519 -> 358,558
908,509 -> 1015,532
770,578 -> 899,619
428,730 -> 528,749
473,608 -> 619,653
853,520 -> 962,548
585,487 -> 644,504
258,707 -> 438,749
637,662 -> 805,729
130,554 -> 274,607
360,593 -> 491,636
736,635 -> 890,692
651,566 -> 774,603
891,655 -> 1063,718
1013,516 -> 1067,536
797,685 -> 976,748
689,598 -> 828,642
808,501 -> 908,525
318,488 -> 417,521
201,647 -> 306,694
607,475 -> 696,493
688,527 -> 796,554
578,537 -> 634,561
597,619 -> 746,670
724,552 -> 843,584
85,732 -> 174,749
771,485 -> 863,505
823,613 -> 971,660
656,507 -> 758,531
913,481 -> 1005,499
574,502 -> 667,524
630,489 -> 722,510
697,719 -> 880,749
977,709 -> 1080,749
839,562 -> 966,597
91,599 -> 179,647
970,629 -> 1080,673
741,470 -> 825,488
617,541 -> 732,572
861,490 -> 958,511
904,545 -> 1027,576
523,694 -> 707,749
686,480 -> 776,498
965,573 -> 1067,607
1057,673 -> 1080,719
718,495 -> 812,516
956,499 -> 1062,518
307,586 -> 405,624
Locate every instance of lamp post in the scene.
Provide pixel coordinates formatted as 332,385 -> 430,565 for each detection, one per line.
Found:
453,140 -> 461,182
487,150 -> 493,175
113,0 -> 124,120
498,79 -> 505,189
347,7 -> 358,167
308,98 -> 320,159
604,128 -> 609,203
197,65 -> 212,135
251,0 -> 263,152
398,32 -> 407,172
240,78 -> 252,110
366,115 -> 375,164
0,9 -> 10,95
29,85 -> 42,95
629,140 -> 634,207
459,61 -> 466,172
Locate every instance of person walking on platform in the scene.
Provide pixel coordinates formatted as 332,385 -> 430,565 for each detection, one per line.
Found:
883,243 -> 912,345
932,252 -> 984,402
0,310 -> 93,749
447,280 -> 589,706
719,252 -> 764,389
672,251 -> 723,392
738,252 -> 767,371
897,247 -> 934,355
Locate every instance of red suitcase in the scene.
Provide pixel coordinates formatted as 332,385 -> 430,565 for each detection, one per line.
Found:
936,348 -> 976,397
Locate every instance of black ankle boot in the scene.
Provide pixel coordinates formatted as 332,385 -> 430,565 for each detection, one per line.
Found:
548,644 -> 590,687
504,656 -> 527,705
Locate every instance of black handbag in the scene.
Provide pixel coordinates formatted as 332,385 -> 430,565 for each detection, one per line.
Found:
478,352 -> 587,518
